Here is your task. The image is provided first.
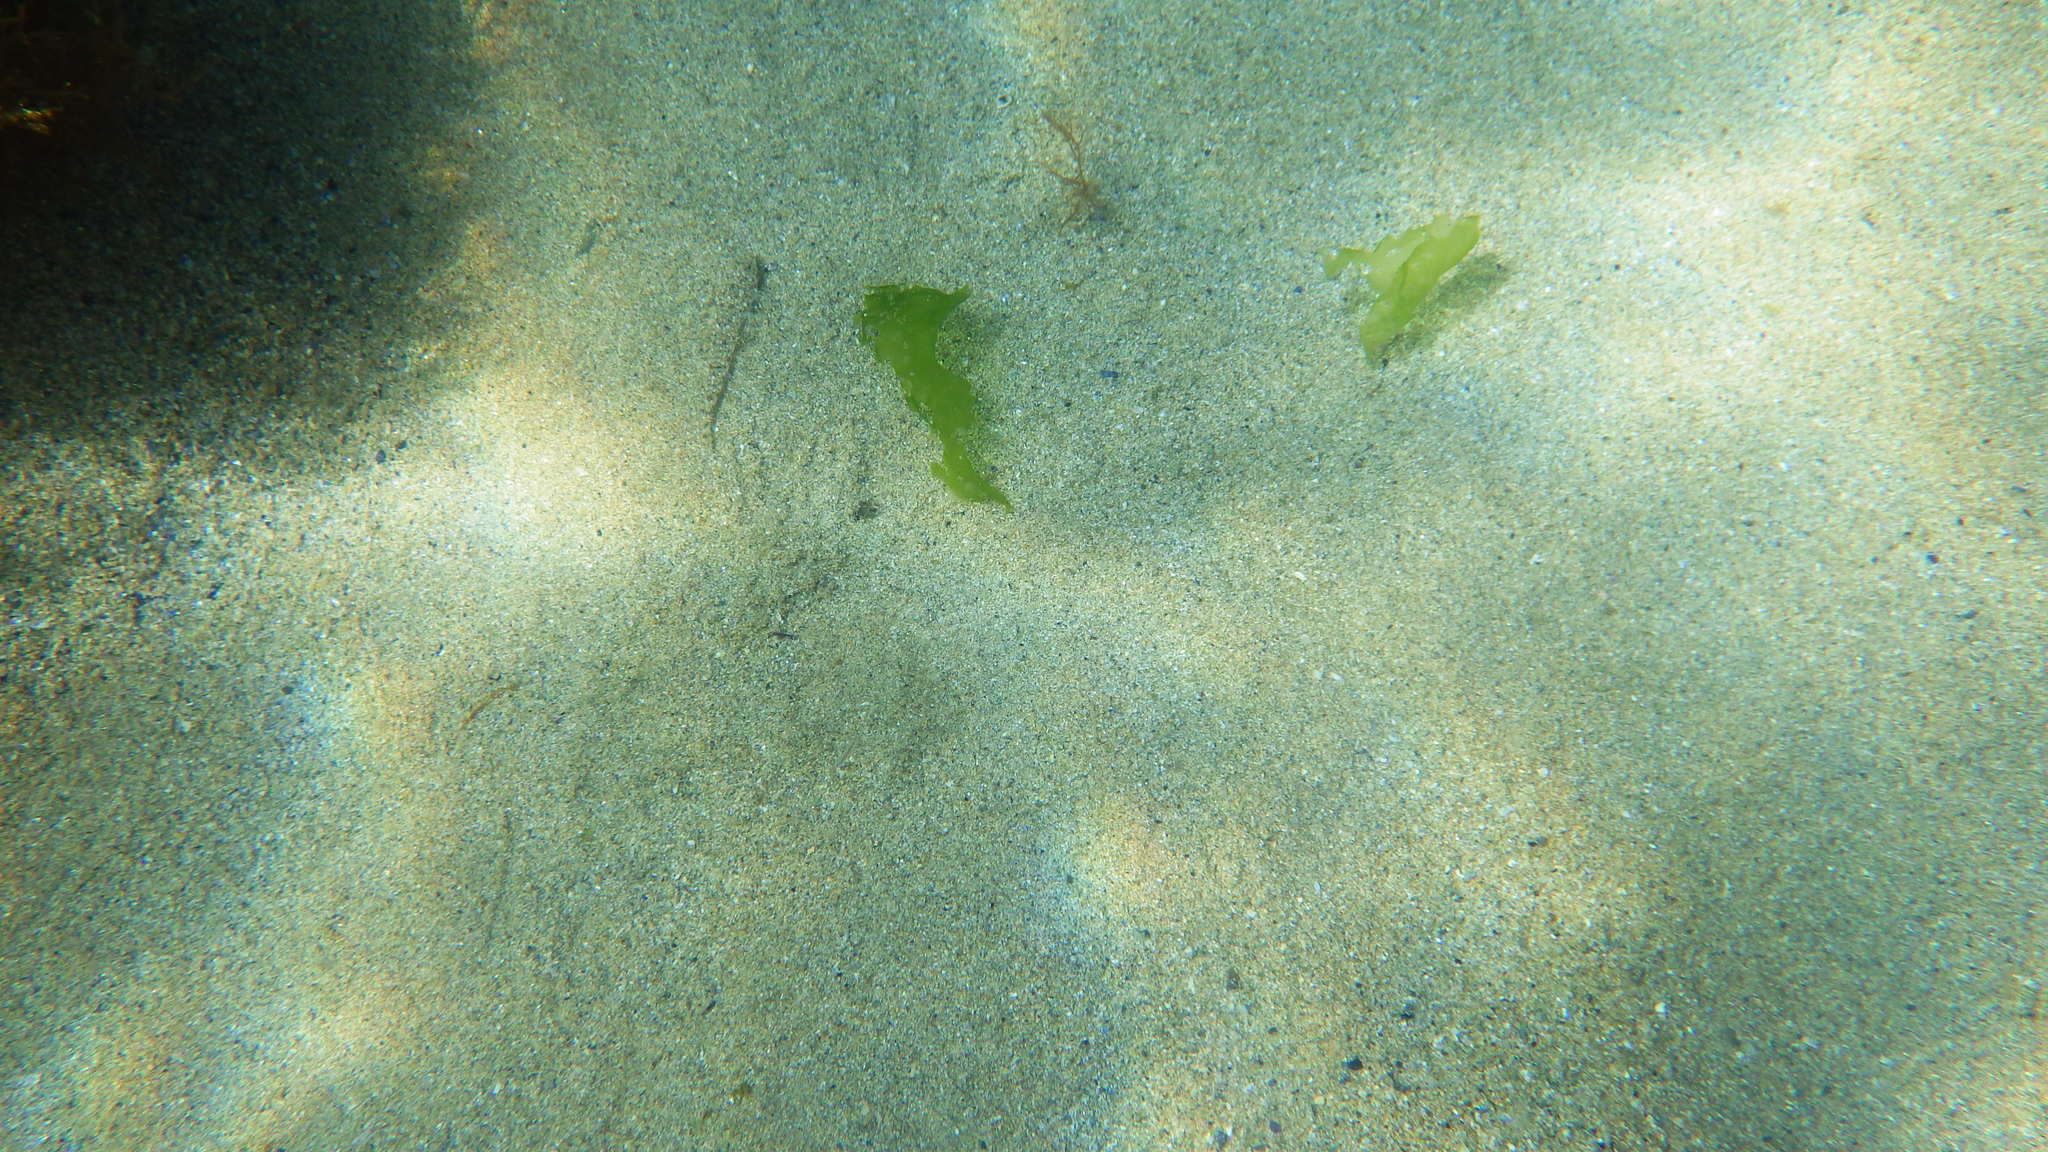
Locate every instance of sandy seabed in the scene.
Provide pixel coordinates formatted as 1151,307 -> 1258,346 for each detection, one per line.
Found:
1,1 -> 2043,1149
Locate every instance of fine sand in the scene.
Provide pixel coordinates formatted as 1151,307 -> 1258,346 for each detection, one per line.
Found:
2,2 -> 2043,1148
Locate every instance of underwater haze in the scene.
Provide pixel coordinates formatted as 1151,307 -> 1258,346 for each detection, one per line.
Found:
1,0 -> 2043,1148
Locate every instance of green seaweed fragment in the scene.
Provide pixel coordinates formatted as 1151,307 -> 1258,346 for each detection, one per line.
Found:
857,283 -> 1011,506
1326,212 -> 1481,358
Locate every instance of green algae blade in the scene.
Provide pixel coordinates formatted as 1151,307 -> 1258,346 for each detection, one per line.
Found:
1327,212 -> 1480,358
857,284 -> 1011,507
